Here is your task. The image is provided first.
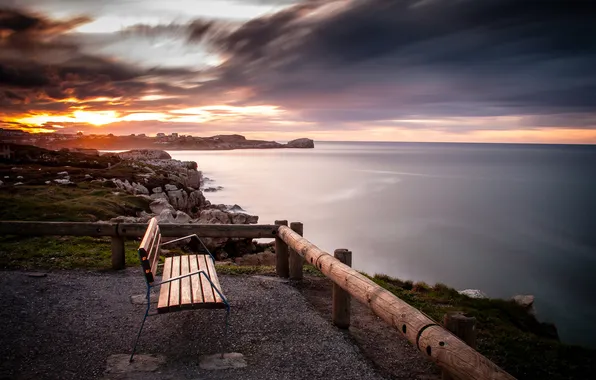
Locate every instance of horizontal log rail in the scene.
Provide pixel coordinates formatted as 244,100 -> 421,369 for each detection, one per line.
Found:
0,221 -> 279,238
276,225 -> 515,380
0,221 -> 279,270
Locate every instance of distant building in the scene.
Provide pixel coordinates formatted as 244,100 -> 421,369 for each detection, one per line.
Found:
156,133 -> 166,138
130,134 -> 136,137
0,144 -> 11,159
171,133 -> 178,138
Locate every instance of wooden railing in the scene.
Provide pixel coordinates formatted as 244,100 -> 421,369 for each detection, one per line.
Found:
0,221 -> 277,270
0,220 -> 515,380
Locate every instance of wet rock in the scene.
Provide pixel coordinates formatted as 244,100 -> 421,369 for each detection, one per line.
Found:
204,186 -> 224,192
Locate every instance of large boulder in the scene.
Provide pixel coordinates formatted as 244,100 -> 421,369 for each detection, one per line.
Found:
188,190 -> 207,213
286,138 -> 314,148
512,294 -> 536,315
196,209 -> 231,224
132,182 -> 149,195
149,198 -> 174,214
157,210 -> 192,224
167,189 -> 189,210
230,212 -> 259,224
118,150 -> 171,160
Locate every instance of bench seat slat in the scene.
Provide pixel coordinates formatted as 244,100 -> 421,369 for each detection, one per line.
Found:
189,255 -> 203,304
168,256 -> 181,311
157,257 -> 172,310
205,256 -> 224,304
198,255 -> 216,303
157,255 -> 226,313
180,255 -> 192,308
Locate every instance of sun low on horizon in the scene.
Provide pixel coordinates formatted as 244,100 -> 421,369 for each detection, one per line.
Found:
1,0 -> 596,144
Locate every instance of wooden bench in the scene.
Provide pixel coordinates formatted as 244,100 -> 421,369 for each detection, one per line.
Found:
130,217 -> 229,361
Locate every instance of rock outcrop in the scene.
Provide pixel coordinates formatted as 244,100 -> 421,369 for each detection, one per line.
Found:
458,289 -> 488,299
286,138 -> 315,148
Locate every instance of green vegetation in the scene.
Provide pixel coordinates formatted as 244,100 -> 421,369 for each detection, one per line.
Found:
0,182 -> 150,222
0,236 -> 140,269
215,264 -> 324,277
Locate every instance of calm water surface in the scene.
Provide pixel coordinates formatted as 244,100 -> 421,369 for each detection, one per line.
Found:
169,142 -> 596,346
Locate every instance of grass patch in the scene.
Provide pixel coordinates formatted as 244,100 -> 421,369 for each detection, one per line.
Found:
0,182 -> 150,221
0,236 -> 140,270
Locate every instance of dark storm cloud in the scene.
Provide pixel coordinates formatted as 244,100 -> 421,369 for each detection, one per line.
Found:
0,7 -> 200,115
197,0 -> 596,127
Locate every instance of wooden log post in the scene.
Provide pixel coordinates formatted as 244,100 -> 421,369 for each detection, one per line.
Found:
111,236 -> 125,270
274,220 -> 289,278
289,222 -> 304,280
332,249 -> 352,329
442,312 -> 477,380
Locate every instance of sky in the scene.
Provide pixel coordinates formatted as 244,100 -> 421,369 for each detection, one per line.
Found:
1,0 -> 596,143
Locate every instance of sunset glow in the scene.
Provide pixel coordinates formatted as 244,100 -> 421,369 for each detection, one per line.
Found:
0,0 -> 594,143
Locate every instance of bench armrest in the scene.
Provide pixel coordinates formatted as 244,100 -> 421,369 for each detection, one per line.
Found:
159,234 -> 216,262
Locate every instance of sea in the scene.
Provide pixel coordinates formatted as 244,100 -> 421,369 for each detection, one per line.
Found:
168,142 -> 596,347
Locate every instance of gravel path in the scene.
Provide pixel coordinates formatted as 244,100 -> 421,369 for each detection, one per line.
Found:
0,269 -> 386,380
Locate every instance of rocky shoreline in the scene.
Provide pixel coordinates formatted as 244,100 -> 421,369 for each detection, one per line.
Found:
104,149 -> 265,259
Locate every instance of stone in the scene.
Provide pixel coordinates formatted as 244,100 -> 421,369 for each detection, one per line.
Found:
149,198 -> 174,214
188,190 -> 206,211
84,174 -> 92,179
199,353 -> 247,370
204,186 -> 224,192
156,209 -> 192,224
187,169 -> 201,188
164,184 -> 178,191
458,289 -> 488,299
44,181 -> 51,184
132,182 -> 149,195
197,209 -> 230,224
54,179 -> 74,185
16,175 -> 23,179
152,187 -> 162,193
228,204 -> 245,212
512,295 -> 536,315
57,171 -> 68,176
0,180 -> 3,186
167,189 -> 189,210
14,182 -> 23,186
105,354 -> 166,374
150,192 -> 168,201
27,272 -> 47,278
285,138 -> 315,148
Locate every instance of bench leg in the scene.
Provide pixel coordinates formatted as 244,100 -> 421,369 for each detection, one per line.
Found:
130,288 -> 151,362
221,306 -> 231,359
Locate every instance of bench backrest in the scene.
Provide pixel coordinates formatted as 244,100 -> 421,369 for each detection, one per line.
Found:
138,217 -> 161,284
